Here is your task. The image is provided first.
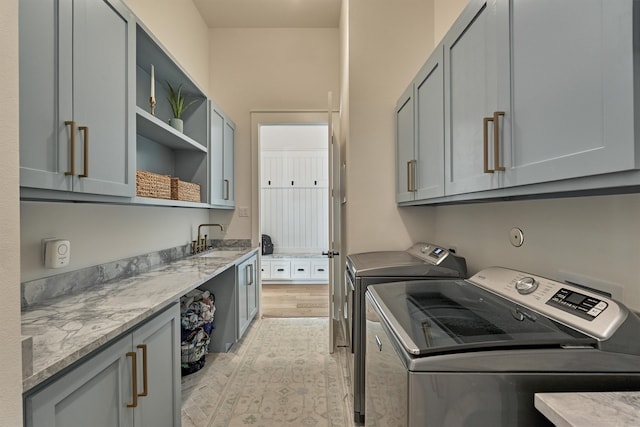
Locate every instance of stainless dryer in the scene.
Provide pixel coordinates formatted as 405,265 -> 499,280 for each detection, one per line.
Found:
365,267 -> 640,426
345,242 -> 467,424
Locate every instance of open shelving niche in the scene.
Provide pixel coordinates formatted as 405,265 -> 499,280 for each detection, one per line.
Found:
134,22 -> 210,208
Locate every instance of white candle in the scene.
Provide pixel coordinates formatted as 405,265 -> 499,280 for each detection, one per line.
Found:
150,64 -> 155,98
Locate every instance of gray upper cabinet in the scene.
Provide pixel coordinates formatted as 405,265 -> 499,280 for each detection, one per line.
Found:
396,46 -> 445,203
25,304 -> 180,427
400,0 -> 640,205
395,85 -> 415,203
414,46 -> 445,199
502,0 -> 637,188
210,103 -> 236,208
443,0 -> 504,196
19,0 -> 135,198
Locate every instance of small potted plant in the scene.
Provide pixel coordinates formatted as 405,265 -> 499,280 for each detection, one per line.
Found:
167,82 -> 197,132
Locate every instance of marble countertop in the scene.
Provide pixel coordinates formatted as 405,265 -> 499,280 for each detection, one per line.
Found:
21,247 -> 258,392
535,392 -> 640,426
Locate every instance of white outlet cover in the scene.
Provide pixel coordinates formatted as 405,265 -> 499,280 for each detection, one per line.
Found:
509,227 -> 524,247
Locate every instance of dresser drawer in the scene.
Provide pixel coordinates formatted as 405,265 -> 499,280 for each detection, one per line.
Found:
270,261 -> 291,279
311,260 -> 329,279
261,259 -> 272,280
291,260 -> 311,279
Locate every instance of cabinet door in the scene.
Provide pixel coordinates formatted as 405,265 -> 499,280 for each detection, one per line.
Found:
237,255 -> 257,338
396,85 -> 415,203
19,0 -> 72,192
72,0 -> 135,197
223,120 -> 236,206
19,0 -> 134,197
246,256 -> 258,325
503,0 -> 636,188
414,46 -> 445,200
210,107 -> 225,205
443,0 -> 504,195
131,304 -> 181,427
26,335 -> 134,427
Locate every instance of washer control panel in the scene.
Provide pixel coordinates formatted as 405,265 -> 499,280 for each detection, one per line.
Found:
547,288 -> 608,321
469,267 -> 627,340
409,243 -> 450,264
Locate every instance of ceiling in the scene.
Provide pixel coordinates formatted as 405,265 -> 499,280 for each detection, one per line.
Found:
192,0 -> 342,28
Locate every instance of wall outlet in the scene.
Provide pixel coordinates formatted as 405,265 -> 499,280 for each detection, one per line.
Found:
239,207 -> 249,217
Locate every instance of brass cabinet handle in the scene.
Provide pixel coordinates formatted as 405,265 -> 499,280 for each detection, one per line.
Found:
224,179 -> 230,200
78,126 -> 89,178
136,344 -> 148,397
407,160 -> 417,192
483,116 -> 495,173
247,264 -> 254,286
64,121 -> 76,176
126,351 -> 138,408
493,111 -> 506,171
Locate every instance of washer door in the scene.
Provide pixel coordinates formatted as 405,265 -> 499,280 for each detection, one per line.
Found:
367,280 -> 596,356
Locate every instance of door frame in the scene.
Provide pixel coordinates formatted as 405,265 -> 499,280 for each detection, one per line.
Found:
250,110 -> 342,350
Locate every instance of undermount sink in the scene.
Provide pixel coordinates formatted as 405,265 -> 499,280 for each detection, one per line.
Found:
198,250 -> 245,258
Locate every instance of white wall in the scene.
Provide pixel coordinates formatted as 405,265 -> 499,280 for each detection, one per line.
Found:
345,0 -> 437,254
208,27 -> 340,240
1,0 -> 23,423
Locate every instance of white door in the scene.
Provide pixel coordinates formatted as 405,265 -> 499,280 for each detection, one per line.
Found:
325,92 -> 342,353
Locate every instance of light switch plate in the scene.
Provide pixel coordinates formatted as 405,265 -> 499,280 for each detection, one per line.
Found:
239,207 -> 249,217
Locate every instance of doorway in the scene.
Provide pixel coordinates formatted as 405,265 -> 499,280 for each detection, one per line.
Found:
259,124 -> 329,317
250,110 -> 343,349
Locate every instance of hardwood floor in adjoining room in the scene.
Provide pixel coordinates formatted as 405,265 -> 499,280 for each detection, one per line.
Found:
261,283 -> 329,318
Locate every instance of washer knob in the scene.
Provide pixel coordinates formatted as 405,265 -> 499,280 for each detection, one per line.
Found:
515,277 -> 538,295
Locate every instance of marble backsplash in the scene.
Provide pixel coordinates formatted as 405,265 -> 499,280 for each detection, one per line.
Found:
21,239 -> 251,308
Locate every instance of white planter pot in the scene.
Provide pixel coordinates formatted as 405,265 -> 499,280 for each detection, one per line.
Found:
169,118 -> 183,132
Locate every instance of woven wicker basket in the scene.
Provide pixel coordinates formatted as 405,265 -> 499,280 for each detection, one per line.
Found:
136,170 -> 171,199
171,178 -> 201,203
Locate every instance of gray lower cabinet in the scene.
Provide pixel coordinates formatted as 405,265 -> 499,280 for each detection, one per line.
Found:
19,0 -> 135,198
210,103 -> 236,208
25,304 -> 181,427
237,254 -> 258,339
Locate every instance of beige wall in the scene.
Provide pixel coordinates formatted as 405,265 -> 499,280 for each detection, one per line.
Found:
433,0 -> 467,46
207,27 -> 340,240
345,0 -> 436,254
124,0 -> 210,93
1,0 -> 23,423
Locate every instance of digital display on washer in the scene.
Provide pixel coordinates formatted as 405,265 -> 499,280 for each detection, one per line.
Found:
431,247 -> 444,257
546,288 -> 608,321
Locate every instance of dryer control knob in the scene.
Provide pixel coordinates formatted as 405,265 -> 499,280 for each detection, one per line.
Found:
515,277 -> 538,295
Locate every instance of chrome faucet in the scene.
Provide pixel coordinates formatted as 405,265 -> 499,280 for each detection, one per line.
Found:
192,223 -> 224,254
